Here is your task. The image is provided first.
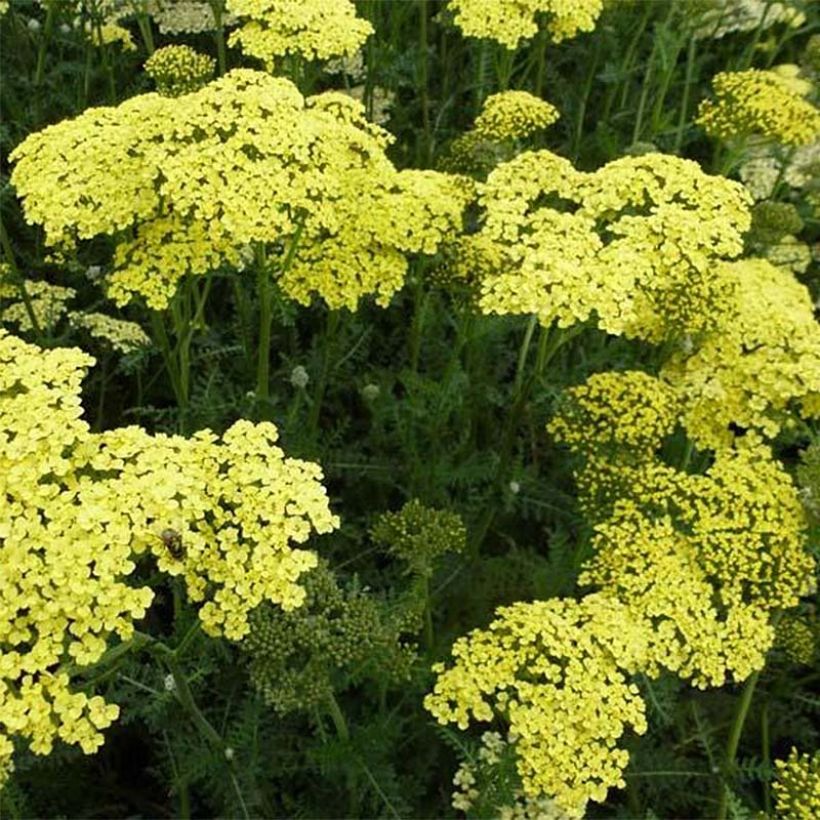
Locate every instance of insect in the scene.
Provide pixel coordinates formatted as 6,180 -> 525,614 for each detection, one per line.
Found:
159,528 -> 185,560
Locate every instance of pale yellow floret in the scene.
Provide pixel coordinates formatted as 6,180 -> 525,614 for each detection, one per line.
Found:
697,69 -> 820,146
660,258 -> 820,448
474,150 -> 751,342
425,594 -> 648,818
11,71 -> 471,311
447,0 -> 603,49
226,0 -> 373,65
145,45 -> 216,97
0,330 -> 339,780
68,311 -> 151,353
474,91 -> 559,141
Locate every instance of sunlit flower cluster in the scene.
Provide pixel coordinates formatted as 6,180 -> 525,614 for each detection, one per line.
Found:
10,71 -> 470,311
226,0 -> 373,66
0,330 -> 339,779
426,594 -> 649,817
467,150 -> 751,342
446,0 -> 604,49
697,69 -> 820,146
144,45 -> 216,96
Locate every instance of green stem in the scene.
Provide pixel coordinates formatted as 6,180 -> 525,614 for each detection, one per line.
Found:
326,692 -> 350,742
136,11 -> 155,56
673,36 -> 697,154
307,309 -> 342,438
210,0 -> 227,75
409,268 -> 428,373
716,671 -> 760,820
513,315 -> 538,395
418,0 -> 431,164
34,0 -> 56,87
0,214 -> 43,338
761,699 -> 772,816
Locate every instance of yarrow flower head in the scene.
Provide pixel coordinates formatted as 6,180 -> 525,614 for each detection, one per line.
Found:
226,0 -> 373,66
144,45 -> 216,97
0,330 -> 339,780
150,0 -> 237,34
697,69 -> 820,146
425,594 -> 649,817
467,150 -> 751,342
446,0 -> 604,49
773,748 -> 820,819
10,70 -> 471,311
473,91 -> 560,141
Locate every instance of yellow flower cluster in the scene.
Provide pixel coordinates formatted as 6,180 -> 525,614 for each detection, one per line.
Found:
773,748 -> 820,820
11,71 -> 470,310
68,311 -> 151,353
150,0 -> 236,34
144,45 -> 216,97
226,0 -> 373,66
0,330 -> 152,783
0,329 -> 339,779
0,277 -> 76,332
431,370 -> 812,807
469,150 -> 751,342
425,594 -> 649,818
697,69 -> 820,146
446,0 -> 604,49
473,91 -> 560,141
660,258 -> 820,448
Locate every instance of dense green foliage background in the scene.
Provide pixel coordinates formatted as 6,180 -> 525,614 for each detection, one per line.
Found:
1,1 -> 819,817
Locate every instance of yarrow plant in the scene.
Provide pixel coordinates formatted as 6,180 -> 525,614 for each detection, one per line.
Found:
445,0 -> 604,49
0,329 -> 338,782
697,69 -> 820,147
226,0 -> 373,66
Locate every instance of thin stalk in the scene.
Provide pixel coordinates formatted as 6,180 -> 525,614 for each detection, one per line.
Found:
135,10 -> 155,56
513,315 -> 538,394
418,0 -> 431,164
326,692 -> 350,742
409,269 -> 429,373
0,214 -> 43,338
673,36 -> 697,154
34,0 -> 57,87
572,46 -> 599,159
533,30 -> 547,97
307,308 -> 342,438
256,221 -> 305,404
210,1 -> 227,75
716,671 -> 760,820
762,700 -> 772,816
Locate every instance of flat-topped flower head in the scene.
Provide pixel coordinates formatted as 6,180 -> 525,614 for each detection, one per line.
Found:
226,0 -> 373,66
471,150 -> 751,342
697,69 -> 820,146
11,70 -> 470,310
474,91 -> 560,141
446,0 -> 603,49
0,330 -> 339,779
425,594 -> 649,817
